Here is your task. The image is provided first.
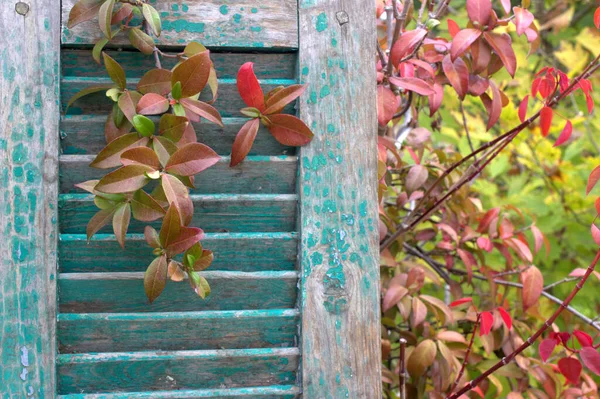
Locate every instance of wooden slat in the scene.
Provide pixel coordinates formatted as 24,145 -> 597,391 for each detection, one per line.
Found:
298,1 -> 381,397
59,194 -> 296,234
59,233 -> 298,272
57,385 -> 300,398
0,0 -> 60,396
58,309 -> 298,353
61,116 -> 293,156
61,0 -> 298,50
59,155 -> 297,194
62,50 -> 297,80
57,348 -> 299,394
58,271 -> 298,313
62,78 -> 296,117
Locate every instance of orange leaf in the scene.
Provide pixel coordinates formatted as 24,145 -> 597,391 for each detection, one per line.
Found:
521,265 -> 543,310
265,114 -> 314,146
230,119 -> 260,167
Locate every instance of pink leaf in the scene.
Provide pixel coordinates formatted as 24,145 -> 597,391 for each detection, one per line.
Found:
442,54 -> 469,100
540,106 -> 553,137
539,338 -> 556,362
136,93 -> 169,115
466,0 -> 492,25
451,29 -> 482,61
485,80 -> 502,131
531,224 -> 544,254
592,224 -> 600,246
573,330 -> 593,347
553,120 -> 572,147
477,236 -> 493,252
483,32 -> 517,77
498,307 -> 512,330
447,19 -> 460,38
580,347 -> 600,376
513,7 -> 535,36
449,297 -> 473,308
382,283 -> 409,312
377,86 -> 399,126
389,29 -> 428,67
519,95 -> 529,123
500,0 -> 511,14
586,165 -> 600,195
521,265 -> 543,310
237,62 -> 265,111
558,357 -> 582,384
479,311 -> 494,336
428,83 -> 444,116
389,77 -> 435,96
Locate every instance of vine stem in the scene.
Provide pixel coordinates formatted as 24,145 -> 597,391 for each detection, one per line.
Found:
448,313 -> 480,395
446,249 -> 600,399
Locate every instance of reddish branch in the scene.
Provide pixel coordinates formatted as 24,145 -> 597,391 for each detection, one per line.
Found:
449,313 -> 480,395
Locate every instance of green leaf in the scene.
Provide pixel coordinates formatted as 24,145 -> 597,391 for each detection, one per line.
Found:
152,135 -> 178,167
65,85 -> 112,113
112,202 -> 131,249
92,37 -> 109,64
86,207 -> 117,241
144,255 -> 168,303
131,190 -> 165,222
183,41 -> 207,56
189,271 -> 211,299
68,0 -> 104,28
95,165 -> 155,193
159,114 -> 189,142
90,133 -> 148,169
172,102 -> 186,117
102,52 -> 126,90
171,81 -> 182,100
129,27 -> 155,55
183,242 -> 203,268
193,249 -> 213,272
94,195 -> 116,210
142,4 -> 162,37
106,87 -> 121,102
144,225 -> 161,248
171,52 -> 211,98
98,0 -> 116,39
133,115 -> 155,137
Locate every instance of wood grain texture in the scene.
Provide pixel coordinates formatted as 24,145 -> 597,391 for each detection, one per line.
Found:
61,0 -> 299,50
297,1 -> 381,397
62,78 -> 296,117
57,348 -> 299,394
59,194 -> 296,234
62,50 -> 297,80
58,309 -> 299,353
57,385 -> 300,398
58,271 -> 298,313
59,233 -> 298,272
0,1 -> 60,396
60,155 -> 297,194
61,116 -> 294,156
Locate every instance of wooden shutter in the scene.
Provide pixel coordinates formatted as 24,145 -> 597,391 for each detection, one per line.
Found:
1,0 -> 379,397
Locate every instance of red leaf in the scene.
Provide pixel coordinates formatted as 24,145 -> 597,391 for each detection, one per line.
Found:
447,19 -> 460,38
592,224 -> 600,246
587,165 -> 600,195
553,120 -> 572,147
596,197 -> 600,214
513,7 -> 534,36
166,226 -> 204,257
498,307 -> 512,330
237,62 -> 265,111
165,142 -> 220,176
389,29 -> 428,67
451,29 -> 482,61
230,119 -> 260,167
377,86 -> 399,126
521,265 -> 543,310
264,84 -> 306,115
483,32 -> 517,77
468,75 -> 489,97
558,357 -> 582,384
388,77 -> 435,96
471,38 -> 492,74
540,106 -> 553,137
457,248 -> 476,283
477,208 -> 500,233
539,338 -> 557,362
479,311 -> 494,336
485,80 -> 502,131
466,0 -> 492,25
450,297 -> 472,308
580,347 -> 600,376
180,98 -> 223,126
442,55 -> 469,100
428,83 -> 444,116
595,7 -> 600,29
136,93 -> 169,115
519,95 -> 529,123
265,114 -> 314,146
573,330 -> 593,347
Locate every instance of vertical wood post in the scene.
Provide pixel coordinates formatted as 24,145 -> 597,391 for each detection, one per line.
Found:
0,0 -> 60,396
298,0 -> 381,397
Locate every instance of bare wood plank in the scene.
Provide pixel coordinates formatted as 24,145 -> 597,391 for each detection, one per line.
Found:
59,233 -> 298,272
62,78 -> 296,117
58,309 -> 299,353
59,194 -> 296,234
60,116 -> 294,156
57,348 -> 299,394
59,155 -> 297,194
0,1 -> 60,396
62,50 -> 297,80
57,385 -> 300,398
61,0 -> 299,49
297,1 -> 381,397
58,271 -> 298,312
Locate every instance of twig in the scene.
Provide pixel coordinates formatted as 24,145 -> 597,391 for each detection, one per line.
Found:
543,276 -> 579,290
399,338 -> 407,399
460,103 -> 476,159
449,313 -> 480,395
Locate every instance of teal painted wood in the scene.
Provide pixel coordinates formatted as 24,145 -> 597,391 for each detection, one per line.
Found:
58,271 -> 298,313
61,116 -> 294,156
0,0 -> 60,396
57,385 -> 300,398
59,233 -> 298,272
59,194 -> 296,234
57,348 -> 299,394
62,78 -> 297,117
62,50 -> 297,80
58,309 -> 299,353
61,0 -> 299,50
297,1 -> 381,397
60,155 -> 297,194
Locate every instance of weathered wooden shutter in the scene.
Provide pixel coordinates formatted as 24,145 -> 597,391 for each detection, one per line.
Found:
1,0 -> 380,397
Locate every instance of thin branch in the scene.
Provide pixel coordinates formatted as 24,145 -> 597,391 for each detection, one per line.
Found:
449,313 -> 480,395
399,338 -> 407,399
543,276 -> 579,290
460,102 -> 476,159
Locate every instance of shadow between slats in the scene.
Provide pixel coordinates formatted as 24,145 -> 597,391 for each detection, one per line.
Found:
56,385 -> 300,398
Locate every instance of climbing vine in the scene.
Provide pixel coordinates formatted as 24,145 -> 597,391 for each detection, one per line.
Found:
65,0 -> 314,302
